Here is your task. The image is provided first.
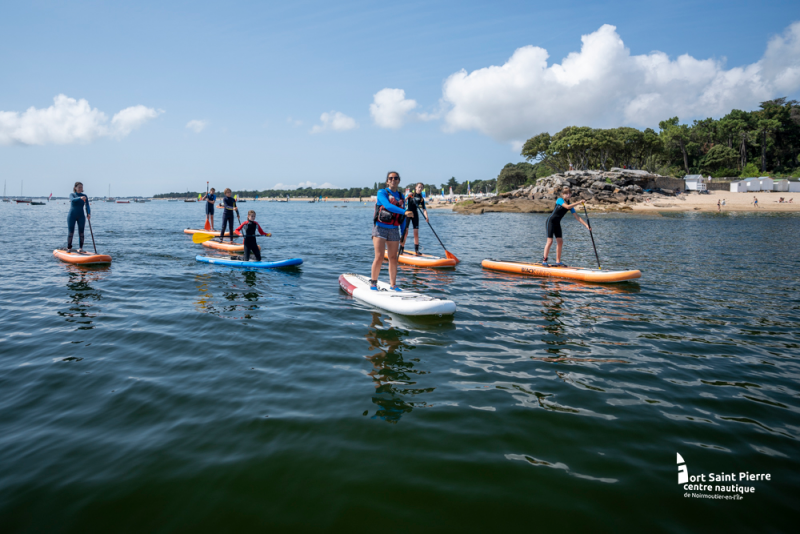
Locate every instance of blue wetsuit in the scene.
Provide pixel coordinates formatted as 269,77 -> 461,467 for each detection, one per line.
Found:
545,197 -> 575,239
375,188 -> 406,234
67,192 -> 90,249
204,193 -> 216,215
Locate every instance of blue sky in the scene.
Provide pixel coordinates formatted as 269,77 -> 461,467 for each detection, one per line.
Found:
1,0 -> 799,196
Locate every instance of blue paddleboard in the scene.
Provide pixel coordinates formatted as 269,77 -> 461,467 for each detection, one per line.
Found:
195,255 -> 303,269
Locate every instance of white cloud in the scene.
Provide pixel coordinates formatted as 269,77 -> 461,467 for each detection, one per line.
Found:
0,94 -> 162,145
310,111 -> 357,133
186,119 -> 207,133
287,116 -> 303,127
271,181 -> 336,190
370,88 -> 418,129
440,22 -> 800,143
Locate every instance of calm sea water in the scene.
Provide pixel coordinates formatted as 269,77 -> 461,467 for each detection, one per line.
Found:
1,200 -> 798,532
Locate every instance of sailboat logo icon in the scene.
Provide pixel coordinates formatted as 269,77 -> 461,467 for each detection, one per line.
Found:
677,453 -> 689,484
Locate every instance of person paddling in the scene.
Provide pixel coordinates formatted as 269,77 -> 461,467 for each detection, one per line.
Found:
67,182 -> 90,252
541,187 -> 590,267
218,188 -> 239,242
402,182 -> 429,256
371,171 -> 414,291
202,187 -> 217,230
233,210 -> 269,261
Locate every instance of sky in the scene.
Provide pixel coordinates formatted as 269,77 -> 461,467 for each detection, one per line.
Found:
1,0 -> 799,196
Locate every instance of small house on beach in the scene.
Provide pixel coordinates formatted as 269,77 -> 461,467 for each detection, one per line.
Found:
730,181 -> 748,193
684,175 -> 706,191
758,177 -> 774,191
773,179 -> 789,192
789,181 -> 800,193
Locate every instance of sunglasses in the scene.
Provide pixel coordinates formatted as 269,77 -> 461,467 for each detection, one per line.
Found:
388,176 -> 401,181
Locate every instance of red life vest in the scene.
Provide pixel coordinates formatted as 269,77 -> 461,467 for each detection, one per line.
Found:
373,189 -> 405,226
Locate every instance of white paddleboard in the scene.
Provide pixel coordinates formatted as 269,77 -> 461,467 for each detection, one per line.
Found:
338,273 -> 456,317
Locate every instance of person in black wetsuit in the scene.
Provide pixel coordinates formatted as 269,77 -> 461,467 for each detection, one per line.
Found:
542,187 -> 590,267
202,187 -> 216,230
218,188 -> 240,242
234,210 -> 269,261
67,181 -> 90,252
402,182 -> 429,255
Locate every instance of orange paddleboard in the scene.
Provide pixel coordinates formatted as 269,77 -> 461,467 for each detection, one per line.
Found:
202,240 -> 260,252
53,249 -> 112,265
184,227 -> 240,236
481,259 -> 640,283
384,250 -> 457,268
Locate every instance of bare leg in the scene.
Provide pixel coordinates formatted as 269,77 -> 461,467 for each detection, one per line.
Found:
543,238 -> 553,261
371,237 -> 386,281
209,214 -> 214,230
555,238 -> 564,263
386,241 -> 400,286
413,228 -> 420,246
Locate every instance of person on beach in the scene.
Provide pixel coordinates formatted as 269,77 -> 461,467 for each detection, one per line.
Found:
371,171 -> 414,291
218,188 -> 240,242
202,187 -> 216,230
233,210 -> 269,261
717,199 -> 721,212
753,196 -> 759,208
402,182 -> 429,256
541,187 -> 591,267
67,182 -> 90,252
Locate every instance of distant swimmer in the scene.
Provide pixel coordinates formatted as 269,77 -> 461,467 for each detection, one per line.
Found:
541,187 -> 590,267
67,181 -> 90,253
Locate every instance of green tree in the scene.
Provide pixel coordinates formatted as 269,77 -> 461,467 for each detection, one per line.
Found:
702,145 -> 739,173
659,117 -> 692,174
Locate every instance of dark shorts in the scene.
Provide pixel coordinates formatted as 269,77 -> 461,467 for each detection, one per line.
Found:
372,225 -> 400,242
206,203 -> 215,215
546,217 -> 562,239
410,212 -> 420,229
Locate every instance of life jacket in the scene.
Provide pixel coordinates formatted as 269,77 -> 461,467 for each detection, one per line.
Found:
373,188 -> 404,226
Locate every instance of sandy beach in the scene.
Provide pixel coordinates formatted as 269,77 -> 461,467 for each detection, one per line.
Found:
631,190 -> 800,212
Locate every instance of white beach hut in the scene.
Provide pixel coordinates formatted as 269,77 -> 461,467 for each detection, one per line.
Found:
742,177 -> 761,191
788,181 -> 800,193
684,175 -> 706,191
773,179 -> 790,192
730,180 -> 748,193
758,177 -> 774,191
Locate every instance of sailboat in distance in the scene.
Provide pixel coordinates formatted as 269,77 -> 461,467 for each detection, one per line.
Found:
106,183 -> 115,202
3,180 -> 9,202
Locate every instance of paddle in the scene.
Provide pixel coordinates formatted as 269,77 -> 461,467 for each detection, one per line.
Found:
398,218 -> 411,258
86,199 -> 98,254
204,181 -> 211,231
426,218 -> 459,263
583,204 -> 601,270
192,231 -> 270,244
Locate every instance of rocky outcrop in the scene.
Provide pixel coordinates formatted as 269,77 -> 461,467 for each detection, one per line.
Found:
454,168 -> 680,214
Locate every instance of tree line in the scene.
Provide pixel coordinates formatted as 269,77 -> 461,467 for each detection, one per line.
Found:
515,98 -> 800,185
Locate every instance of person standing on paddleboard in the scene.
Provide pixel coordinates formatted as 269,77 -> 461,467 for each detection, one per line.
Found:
542,187 -> 590,267
202,187 -> 217,230
371,171 -> 414,291
67,182 -> 90,253
403,182 -> 429,256
234,210 -> 269,261
218,188 -> 240,242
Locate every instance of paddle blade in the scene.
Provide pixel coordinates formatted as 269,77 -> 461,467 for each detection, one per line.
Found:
192,232 -> 217,243
204,218 -> 211,231
445,251 -> 460,263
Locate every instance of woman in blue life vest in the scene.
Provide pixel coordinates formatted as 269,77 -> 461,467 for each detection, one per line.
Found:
371,171 -> 414,291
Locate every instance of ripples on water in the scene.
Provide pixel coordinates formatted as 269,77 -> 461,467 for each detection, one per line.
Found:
0,201 -> 798,531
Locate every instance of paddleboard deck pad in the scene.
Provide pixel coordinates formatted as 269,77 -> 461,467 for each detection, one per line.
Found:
384,250 -> 457,268
338,273 -> 456,316
53,249 -> 112,265
482,259 -> 641,283
196,255 -> 301,269
184,228 -> 241,236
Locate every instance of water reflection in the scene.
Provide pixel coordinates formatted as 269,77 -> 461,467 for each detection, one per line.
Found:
363,313 -> 434,423
194,271 -> 265,320
57,266 -> 107,332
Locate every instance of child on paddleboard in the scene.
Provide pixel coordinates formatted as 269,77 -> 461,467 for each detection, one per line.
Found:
218,188 -> 240,242
202,187 -> 216,230
542,187 -> 590,267
403,182 -> 429,256
234,210 -> 269,261
67,182 -> 90,252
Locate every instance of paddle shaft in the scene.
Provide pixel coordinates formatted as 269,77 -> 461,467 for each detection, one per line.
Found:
86,201 -> 98,254
583,204 -> 601,269
398,217 -> 411,258
426,218 -> 447,252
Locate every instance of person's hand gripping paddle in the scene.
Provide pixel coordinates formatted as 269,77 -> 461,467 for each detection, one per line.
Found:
426,218 -> 459,263
583,203 -> 601,270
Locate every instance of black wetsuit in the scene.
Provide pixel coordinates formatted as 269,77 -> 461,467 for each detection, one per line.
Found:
204,193 -> 216,215
407,192 -> 426,229
545,198 -> 575,239
219,196 -> 239,241
236,220 -> 266,262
